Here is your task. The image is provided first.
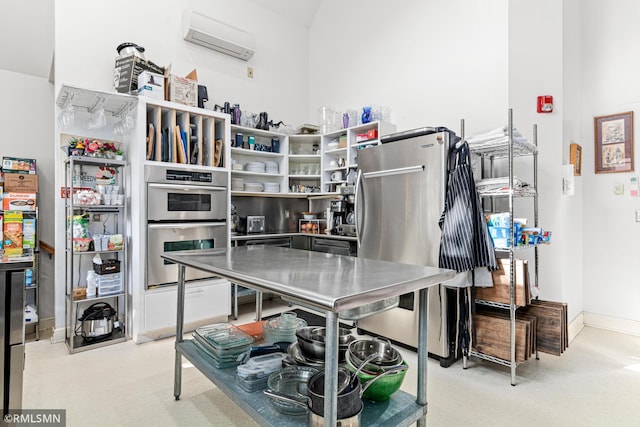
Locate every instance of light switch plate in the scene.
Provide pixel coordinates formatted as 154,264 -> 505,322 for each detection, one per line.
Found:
614,183 -> 624,195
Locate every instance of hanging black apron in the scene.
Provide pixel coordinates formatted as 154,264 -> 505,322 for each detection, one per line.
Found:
439,141 -> 497,272
438,141 -> 497,355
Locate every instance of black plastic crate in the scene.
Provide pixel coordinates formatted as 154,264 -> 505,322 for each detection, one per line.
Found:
93,259 -> 121,275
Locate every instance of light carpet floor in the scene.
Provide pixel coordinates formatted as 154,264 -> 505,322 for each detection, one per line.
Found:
23,300 -> 640,426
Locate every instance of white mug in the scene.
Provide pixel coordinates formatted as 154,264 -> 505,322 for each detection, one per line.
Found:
331,171 -> 343,181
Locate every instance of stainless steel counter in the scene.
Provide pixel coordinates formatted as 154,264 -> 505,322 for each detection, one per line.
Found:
162,247 -> 450,313
165,246 -> 454,426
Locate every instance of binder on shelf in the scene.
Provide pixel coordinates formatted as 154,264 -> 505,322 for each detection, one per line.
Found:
161,128 -> 169,162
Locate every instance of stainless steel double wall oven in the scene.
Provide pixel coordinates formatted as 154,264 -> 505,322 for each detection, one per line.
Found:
145,165 -> 228,288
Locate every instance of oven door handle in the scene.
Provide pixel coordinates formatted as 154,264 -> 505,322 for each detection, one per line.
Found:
148,183 -> 227,192
147,222 -> 227,230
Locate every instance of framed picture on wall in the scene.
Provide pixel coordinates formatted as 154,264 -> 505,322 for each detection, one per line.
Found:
594,111 -> 634,174
569,143 -> 582,176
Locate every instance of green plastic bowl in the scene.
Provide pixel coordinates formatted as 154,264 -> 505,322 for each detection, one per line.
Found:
346,354 -> 408,401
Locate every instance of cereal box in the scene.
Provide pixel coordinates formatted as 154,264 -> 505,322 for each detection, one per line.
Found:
22,218 -> 36,249
3,211 -> 23,257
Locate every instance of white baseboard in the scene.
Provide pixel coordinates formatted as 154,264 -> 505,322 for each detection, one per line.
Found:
568,312 -> 585,342
134,314 -> 228,344
51,327 -> 65,343
582,311 -> 640,336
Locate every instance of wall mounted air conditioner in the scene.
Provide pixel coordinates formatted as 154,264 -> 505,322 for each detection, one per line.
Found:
183,10 -> 255,61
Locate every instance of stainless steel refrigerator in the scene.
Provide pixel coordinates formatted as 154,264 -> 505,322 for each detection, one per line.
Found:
1,264 -> 27,415
356,128 -> 454,363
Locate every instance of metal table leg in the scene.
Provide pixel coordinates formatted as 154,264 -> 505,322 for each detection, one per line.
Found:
255,290 -> 263,321
174,265 -> 186,400
233,283 -> 238,320
324,310 -> 339,426
417,287 -> 429,427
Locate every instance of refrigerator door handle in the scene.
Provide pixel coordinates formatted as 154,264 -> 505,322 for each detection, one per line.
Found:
355,169 -> 364,249
362,165 -> 425,179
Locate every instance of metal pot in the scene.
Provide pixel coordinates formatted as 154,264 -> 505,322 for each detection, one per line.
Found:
266,366 -> 319,415
347,338 -> 403,372
296,326 -> 353,361
307,368 -> 362,418
263,390 -> 362,426
265,365 -> 405,424
116,42 -> 146,59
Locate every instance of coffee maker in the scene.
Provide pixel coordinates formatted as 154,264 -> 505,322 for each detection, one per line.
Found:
330,186 -> 356,236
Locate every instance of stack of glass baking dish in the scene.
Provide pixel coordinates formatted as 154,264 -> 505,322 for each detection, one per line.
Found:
193,323 -> 255,369
236,352 -> 287,392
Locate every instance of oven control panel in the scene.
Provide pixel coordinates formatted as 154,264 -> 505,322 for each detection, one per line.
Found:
165,169 -> 212,183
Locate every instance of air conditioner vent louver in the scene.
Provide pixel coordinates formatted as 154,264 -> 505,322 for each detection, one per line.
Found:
183,10 -> 255,61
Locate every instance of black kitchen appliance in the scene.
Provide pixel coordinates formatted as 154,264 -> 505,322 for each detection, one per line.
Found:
2,263 -> 30,415
331,186 -> 356,236
78,302 -> 117,342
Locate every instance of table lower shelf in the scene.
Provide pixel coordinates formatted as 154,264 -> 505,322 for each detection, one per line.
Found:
176,339 -> 426,426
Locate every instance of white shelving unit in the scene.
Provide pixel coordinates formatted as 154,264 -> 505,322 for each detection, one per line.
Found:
288,133 -> 322,193
322,121 -> 396,193
230,125 -> 288,195
463,110 -> 540,385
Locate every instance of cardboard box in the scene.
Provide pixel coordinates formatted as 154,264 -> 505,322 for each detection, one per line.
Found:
166,69 -> 198,107
2,157 -> 36,174
3,172 -> 38,192
22,218 -> 36,249
113,54 -> 165,94
137,71 -> 165,100
2,192 -> 37,211
3,211 -> 23,257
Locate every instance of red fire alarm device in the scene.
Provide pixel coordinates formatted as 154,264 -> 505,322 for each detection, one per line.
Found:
537,95 -> 553,113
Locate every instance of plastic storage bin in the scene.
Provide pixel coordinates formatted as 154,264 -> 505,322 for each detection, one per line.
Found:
97,272 -> 123,296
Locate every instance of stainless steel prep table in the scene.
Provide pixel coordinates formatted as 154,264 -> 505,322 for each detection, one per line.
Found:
163,246 -> 454,426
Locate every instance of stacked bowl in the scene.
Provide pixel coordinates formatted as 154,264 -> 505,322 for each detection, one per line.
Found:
262,312 -> 307,344
294,326 -> 355,364
345,338 -> 408,401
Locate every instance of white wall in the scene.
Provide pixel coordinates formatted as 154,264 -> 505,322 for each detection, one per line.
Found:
0,71 -> 55,319
581,0 -> 640,324
55,0 -> 310,127
308,0 -> 509,135
507,1 -> 585,324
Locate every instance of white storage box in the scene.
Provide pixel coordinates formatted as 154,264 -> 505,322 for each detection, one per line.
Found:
97,272 -> 123,296
137,71 -> 165,100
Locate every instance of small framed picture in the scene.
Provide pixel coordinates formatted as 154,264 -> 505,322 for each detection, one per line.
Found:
594,111 -> 634,174
569,143 -> 582,176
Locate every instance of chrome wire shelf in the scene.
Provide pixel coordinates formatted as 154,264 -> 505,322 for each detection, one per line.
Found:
468,350 -> 519,368
475,299 -> 513,310
468,140 -> 537,158
477,188 -> 537,197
